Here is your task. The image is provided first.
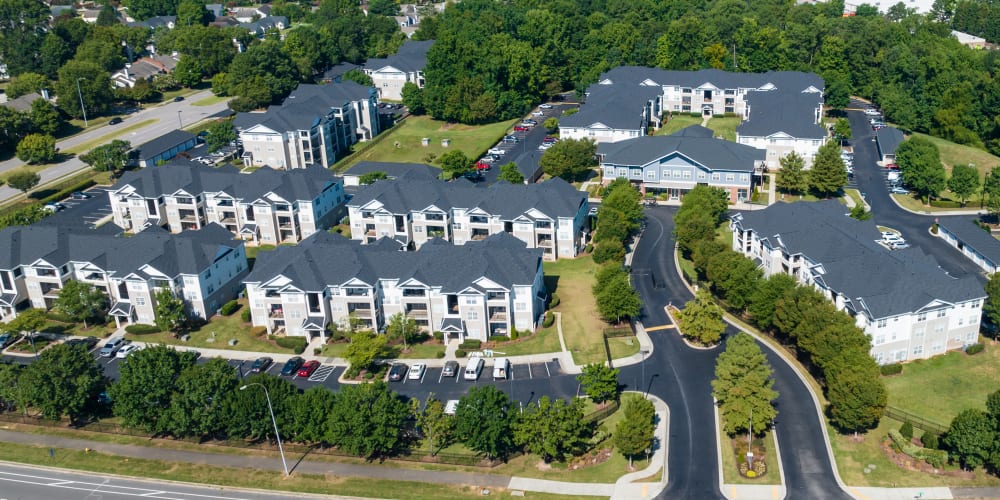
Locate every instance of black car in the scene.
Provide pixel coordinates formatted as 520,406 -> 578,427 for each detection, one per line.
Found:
174,96 -> 185,102
0,333 -> 19,349
108,117 -> 122,125
71,191 -> 92,200
387,363 -> 408,382
250,356 -> 273,373
66,336 -> 99,350
280,356 -> 304,376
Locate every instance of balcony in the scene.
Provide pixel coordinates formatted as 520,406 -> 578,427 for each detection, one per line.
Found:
405,307 -> 428,319
220,212 -> 238,224
277,218 -> 295,229
488,308 -> 507,322
179,210 -> 199,222
269,307 -> 284,318
536,237 -> 554,247
471,229 -> 490,241
345,288 -> 370,297
40,283 -> 62,298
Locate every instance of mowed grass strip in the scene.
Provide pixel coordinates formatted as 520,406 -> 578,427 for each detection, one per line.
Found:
543,257 -> 609,365
63,119 -> 160,155
124,308 -> 296,355
882,341 -> 1000,425
655,115 -> 702,136
706,116 -> 741,142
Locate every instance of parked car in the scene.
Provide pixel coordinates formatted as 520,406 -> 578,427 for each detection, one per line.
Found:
250,356 -> 273,373
297,360 -> 320,378
513,125 -> 529,132
173,96 -> 185,102
886,163 -> 899,170
502,135 -> 518,144
543,136 -> 557,144
521,119 -> 537,126
442,360 -> 459,377
388,363 -> 408,381
589,206 -> 599,217
99,336 -> 127,357
66,336 -> 99,350
475,162 -> 490,171
71,191 -> 92,200
463,171 -> 484,181
889,241 -> 911,250
0,333 -> 19,349
280,356 -> 304,376
539,103 -> 553,109
116,344 -> 141,359
43,203 -> 65,212
409,363 -> 426,380
864,108 -> 881,116
488,147 -> 505,156
531,110 -> 544,116
890,186 -> 910,195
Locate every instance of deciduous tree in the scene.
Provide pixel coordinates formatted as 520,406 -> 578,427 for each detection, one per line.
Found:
809,141 -> 848,197
414,396 -> 454,455
944,409 -> 995,470
286,386 -> 337,444
344,330 -> 389,373
825,353 -> 887,433
54,280 -> 107,328
153,288 -> 188,335
109,345 -> 198,433
497,163 -> 524,184
6,169 -> 40,193
401,82 -> 425,115
19,343 -> 104,422
385,312 -> 420,351
595,270 -> 640,324
577,363 -> 620,404
165,358 -> 240,439
359,171 -> 389,185
947,163 -> 980,206
29,99 -> 62,136
326,381 -> 410,457
454,386 -> 514,459
205,119 -> 236,153
16,133 -> 57,164
614,397 -> 655,467
747,274 -> 798,331
513,397 -> 590,462
712,333 -> 778,436
705,250 -> 762,311
896,136 -> 946,204
776,152 -> 809,195
677,288 -> 725,346
539,138 -> 597,181
437,150 -> 472,179
80,140 -> 131,173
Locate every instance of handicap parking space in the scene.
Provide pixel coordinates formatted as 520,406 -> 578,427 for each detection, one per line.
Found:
308,364 -> 337,382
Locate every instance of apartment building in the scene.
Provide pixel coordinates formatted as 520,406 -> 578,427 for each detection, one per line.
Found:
735,90 -> 827,169
731,200 -> 985,364
597,125 -> 765,203
108,163 -> 344,244
363,39 -> 434,100
235,81 -> 380,169
347,177 -> 588,260
244,231 -> 545,341
0,224 -> 247,326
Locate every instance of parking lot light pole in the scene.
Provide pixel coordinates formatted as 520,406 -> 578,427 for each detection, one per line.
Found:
76,78 -> 88,127
177,110 -> 183,128
239,383 -> 289,476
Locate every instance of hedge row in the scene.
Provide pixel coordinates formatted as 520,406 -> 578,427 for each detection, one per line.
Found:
965,343 -> 985,355
542,311 -> 555,328
889,429 -> 947,468
220,300 -> 241,316
270,335 -> 307,354
879,363 -> 903,376
125,324 -> 161,334
459,339 -> 481,350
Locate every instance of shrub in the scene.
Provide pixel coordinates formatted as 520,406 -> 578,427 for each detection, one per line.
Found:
542,311 -> 555,328
125,324 -> 161,334
435,350 -> 446,358
965,343 -> 984,355
364,370 -> 375,379
488,335 -> 507,344
459,339 -> 481,350
455,349 -> 467,358
273,335 -> 307,354
921,431 -> 939,450
879,363 -> 903,376
900,421 -> 913,440
433,331 -> 444,342
240,308 -> 251,322
220,300 -> 241,316
889,430 -> 948,468
46,311 -> 76,323
510,328 -> 519,340
549,293 -> 560,308
250,326 -> 267,338
584,244 -> 593,253
929,199 -> 962,208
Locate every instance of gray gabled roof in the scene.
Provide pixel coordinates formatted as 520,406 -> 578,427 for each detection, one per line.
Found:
364,39 -> 434,73
133,130 -> 196,161
111,162 -> 340,203
1,92 -> 43,113
735,200 -> 984,319
597,127 -> 764,172
876,127 -> 905,157
345,161 -> 439,181
245,230 -> 541,293
597,66 -> 824,93
234,101 -> 323,132
560,83 -> 661,130
349,177 -> 586,220
284,82 -> 374,106
736,90 -> 827,139
938,219 -> 1000,265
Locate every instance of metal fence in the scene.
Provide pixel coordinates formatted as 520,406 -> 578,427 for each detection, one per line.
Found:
583,400 -> 620,424
884,406 -> 948,435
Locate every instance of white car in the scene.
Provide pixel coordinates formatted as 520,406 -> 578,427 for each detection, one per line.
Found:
408,363 -> 425,380
488,148 -> 505,156
532,110 -> 545,116
115,344 -> 140,359
864,108 -> 881,116
539,103 -> 553,109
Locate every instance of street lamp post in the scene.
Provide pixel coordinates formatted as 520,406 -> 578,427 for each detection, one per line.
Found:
177,110 -> 183,129
640,349 -> 650,397
239,383 -> 289,476
75,78 -> 88,127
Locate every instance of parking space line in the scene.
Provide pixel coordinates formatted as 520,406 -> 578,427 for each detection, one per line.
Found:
437,369 -> 444,384
420,369 -> 426,383
544,362 -> 551,377
527,363 -> 532,379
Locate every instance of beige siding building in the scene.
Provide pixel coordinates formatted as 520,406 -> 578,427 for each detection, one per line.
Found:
362,39 -> 433,101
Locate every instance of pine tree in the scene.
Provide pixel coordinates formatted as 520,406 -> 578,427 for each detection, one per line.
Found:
775,151 -> 809,195
808,141 -> 848,197
711,333 -> 778,436
676,288 -> 725,345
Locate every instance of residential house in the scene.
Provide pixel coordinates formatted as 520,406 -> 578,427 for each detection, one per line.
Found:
128,15 -> 176,30
363,39 -> 434,100
735,89 -> 827,169
320,62 -> 360,84
952,30 -> 988,49
131,130 -> 197,167
241,16 -> 287,38
80,8 -> 101,23
937,220 -> 1000,274
243,231 -> 546,341
559,83 -> 663,143
875,126 -> 905,164
596,125 -> 765,203
0,92 -> 44,112
0,223 -> 247,327
231,5 -> 271,23
347,177 -> 588,260
235,81 -> 380,169
206,4 -> 226,18
111,54 -> 179,88
342,161 -> 438,186
731,200 -> 985,364
108,162 -> 344,244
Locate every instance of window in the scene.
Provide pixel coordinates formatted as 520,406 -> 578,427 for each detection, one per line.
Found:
874,335 -> 885,345
740,174 -> 748,182
958,317 -> 965,326
913,345 -> 923,356
914,328 -> 924,338
711,173 -> 720,181
877,319 -> 887,328
515,302 -> 527,311
969,315 -> 977,324
662,169 -> 670,178
697,172 -> 706,180
894,350 -> 907,362
414,226 -> 423,232
135,297 -> 146,306
468,311 -> 478,320
917,313 -> 927,322
966,332 -> 976,341
464,297 -> 477,305
931,342 -> 943,352
673,170 -> 682,178
683,171 -> 691,179
725,174 -> 735,182
936,310 -> 946,318
647,170 -> 656,179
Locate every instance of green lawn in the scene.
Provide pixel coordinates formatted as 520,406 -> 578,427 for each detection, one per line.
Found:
882,341 -> 1000,425
706,116 -> 741,142
911,132 -> 1000,180
62,119 -> 160,155
396,340 -> 446,359
124,308 -> 296,355
607,336 -> 640,360
494,325 -> 563,356
42,320 -> 116,338
190,95 -> 229,107
336,115 -> 518,172
719,418 -> 781,485
543,257 -> 614,365
655,115 -> 702,136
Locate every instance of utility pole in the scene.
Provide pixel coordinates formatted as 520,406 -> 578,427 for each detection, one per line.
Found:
76,78 -> 88,127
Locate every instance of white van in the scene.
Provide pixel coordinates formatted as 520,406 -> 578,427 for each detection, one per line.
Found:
463,356 -> 484,380
493,357 -> 511,380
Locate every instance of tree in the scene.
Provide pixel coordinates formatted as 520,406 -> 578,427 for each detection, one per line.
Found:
286,386 -> 337,444
6,169 -> 40,193
54,280 -> 107,328
173,56 -> 203,88
577,363 -> 620,404
205,119 -> 236,153
226,40 -> 301,107
342,69 -> 374,87
344,330 -> 388,373
677,184 -> 730,224
5,308 -> 46,339
16,134 -> 57,164
153,287 -> 188,335
326,381 -> 410,457
437,150 -> 472,179
601,182 -> 644,232
6,73 -> 49,98
593,208 -> 628,244
540,138 -> 597,181
385,312 -> 420,351
95,5 -> 118,26
19,343 -> 104,422
54,61 -> 114,119
747,274 -> 798,331
849,204 -> 872,221
165,358 -> 239,438
123,0 -> 180,21
592,238 -> 626,264
674,209 -> 717,257
109,345 -> 198,433
775,152 -> 809,195
677,289 -> 725,346
401,82 -> 425,114
80,140 -> 132,173
414,396 -> 454,455
176,0 -> 212,27
454,386 -> 514,459
832,118 -> 852,143
0,0 -> 50,77
896,137 -> 946,204
497,163 -> 524,184
704,250 -> 762,311
151,74 -> 179,93
595,270 -> 641,324
809,141 -> 848,197
712,333 -> 779,436
220,373 -> 298,441
944,409 -> 995,470
29,99 -> 62,136
359,171 -> 388,185
825,354 -> 887,433
514,397 -> 590,462
544,117 -> 559,132
614,397 -> 656,467
367,0 -> 400,16
947,163 -> 980,206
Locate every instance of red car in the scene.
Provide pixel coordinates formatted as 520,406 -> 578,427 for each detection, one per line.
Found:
886,163 -> 899,170
475,162 -> 490,171
297,360 -> 320,378
513,126 -> 529,132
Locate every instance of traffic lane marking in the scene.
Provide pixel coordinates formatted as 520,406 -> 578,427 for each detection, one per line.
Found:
644,324 -> 675,332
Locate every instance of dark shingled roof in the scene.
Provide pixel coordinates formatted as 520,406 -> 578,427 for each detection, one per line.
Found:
597,126 -> 764,171
736,200 -> 984,319
345,161 -> 439,181
560,83 -> 661,130
876,127 -> 905,157
0,223 -> 238,277
736,90 -> 827,139
349,177 -> 585,220
364,39 -> 434,73
234,82 -> 374,132
597,66 -> 824,92
245,231 -> 541,293
133,130 -> 196,161
938,219 -> 1000,266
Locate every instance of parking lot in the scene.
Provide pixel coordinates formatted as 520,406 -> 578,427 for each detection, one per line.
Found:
37,187 -> 117,231
472,102 -> 571,184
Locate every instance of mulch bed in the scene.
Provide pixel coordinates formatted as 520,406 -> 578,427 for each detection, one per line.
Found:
880,438 -> 976,479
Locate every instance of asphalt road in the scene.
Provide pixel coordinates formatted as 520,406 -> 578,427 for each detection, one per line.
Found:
0,461 -> 303,500
0,90 -> 231,205
475,103 -> 568,185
